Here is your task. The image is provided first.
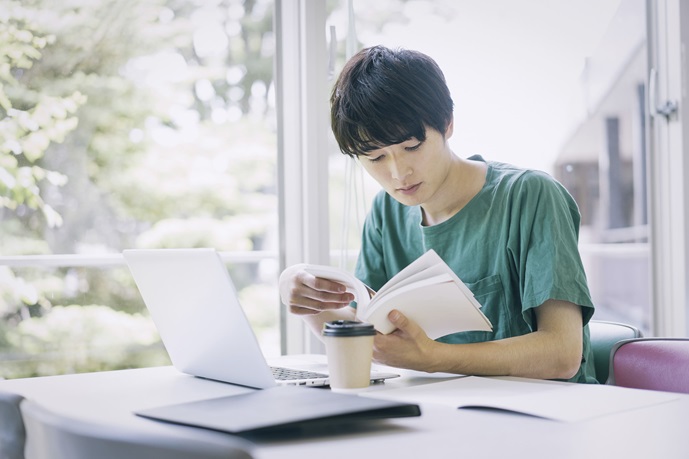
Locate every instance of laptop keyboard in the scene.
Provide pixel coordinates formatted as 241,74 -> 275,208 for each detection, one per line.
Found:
270,366 -> 328,381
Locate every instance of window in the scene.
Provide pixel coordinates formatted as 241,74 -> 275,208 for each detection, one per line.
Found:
2,1 -> 686,381
1,0 -> 280,378
325,0 -> 658,335
556,0 -> 651,333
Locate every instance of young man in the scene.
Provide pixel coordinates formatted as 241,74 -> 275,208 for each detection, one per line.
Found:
279,45 -> 596,383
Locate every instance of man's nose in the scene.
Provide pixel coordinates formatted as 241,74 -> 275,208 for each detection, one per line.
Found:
390,157 -> 412,181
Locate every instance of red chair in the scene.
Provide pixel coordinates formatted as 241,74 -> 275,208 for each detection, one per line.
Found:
607,338 -> 689,394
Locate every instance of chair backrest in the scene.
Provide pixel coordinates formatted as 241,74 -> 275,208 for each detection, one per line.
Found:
608,338 -> 689,394
20,399 -> 254,459
0,390 -> 26,459
588,320 -> 643,384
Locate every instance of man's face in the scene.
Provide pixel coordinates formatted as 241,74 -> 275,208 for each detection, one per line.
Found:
358,124 -> 454,208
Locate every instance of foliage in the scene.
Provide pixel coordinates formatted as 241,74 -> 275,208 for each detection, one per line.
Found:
0,0 -> 279,379
0,0 -> 86,228
1,304 -> 168,378
1,0 -> 277,254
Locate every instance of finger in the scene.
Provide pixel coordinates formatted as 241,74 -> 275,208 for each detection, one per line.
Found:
289,304 -> 323,316
387,310 -> 429,343
387,309 -> 415,335
289,284 -> 354,305
288,300 -> 352,315
298,272 -> 350,295
286,294 -> 352,314
372,334 -> 396,365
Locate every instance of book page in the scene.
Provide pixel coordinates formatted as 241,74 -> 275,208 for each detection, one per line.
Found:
378,250 -> 481,311
375,250 -> 445,298
374,264 -> 448,301
359,279 -> 492,339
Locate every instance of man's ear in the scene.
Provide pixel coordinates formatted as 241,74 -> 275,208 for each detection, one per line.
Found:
445,116 -> 454,140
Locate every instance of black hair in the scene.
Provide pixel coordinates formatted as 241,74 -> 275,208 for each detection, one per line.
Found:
330,45 -> 454,157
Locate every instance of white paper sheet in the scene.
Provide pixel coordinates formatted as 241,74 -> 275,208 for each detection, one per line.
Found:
362,376 -> 680,422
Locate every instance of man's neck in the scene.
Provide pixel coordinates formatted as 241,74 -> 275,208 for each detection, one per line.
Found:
421,157 -> 488,226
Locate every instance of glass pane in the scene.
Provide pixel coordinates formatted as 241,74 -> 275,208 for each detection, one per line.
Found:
0,265 -> 167,378
0,0 -> 278,378
326,0 -> 651,333
556,1 -> 650,334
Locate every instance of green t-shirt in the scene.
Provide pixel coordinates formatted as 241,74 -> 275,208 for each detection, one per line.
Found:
354,156 -> 597,383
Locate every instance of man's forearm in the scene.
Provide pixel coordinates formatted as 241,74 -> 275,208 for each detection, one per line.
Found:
424,300 -> 584,379
425,330 -> 582,379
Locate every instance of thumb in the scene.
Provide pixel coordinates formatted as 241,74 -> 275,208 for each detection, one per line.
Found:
388,309 -> 412,332
388,310 -> 428,339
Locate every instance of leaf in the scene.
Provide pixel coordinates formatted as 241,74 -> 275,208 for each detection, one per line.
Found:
42,204 -> 63,228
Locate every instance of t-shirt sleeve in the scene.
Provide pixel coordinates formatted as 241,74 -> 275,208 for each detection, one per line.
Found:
507,171 -> 595,329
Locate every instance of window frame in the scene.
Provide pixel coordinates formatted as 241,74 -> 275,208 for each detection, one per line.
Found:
647,0 -> 689,336
275,0 -> 330,354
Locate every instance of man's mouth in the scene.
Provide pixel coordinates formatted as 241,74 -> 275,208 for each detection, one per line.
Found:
397,183 -> 421,195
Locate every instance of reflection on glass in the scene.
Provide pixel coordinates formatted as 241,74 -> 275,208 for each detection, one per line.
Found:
327,0 -> 651,333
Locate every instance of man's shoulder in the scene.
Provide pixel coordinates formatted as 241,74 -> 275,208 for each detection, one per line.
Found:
488,162 -> 561,192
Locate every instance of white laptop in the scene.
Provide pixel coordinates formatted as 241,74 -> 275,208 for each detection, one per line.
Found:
123,248 -> 399,389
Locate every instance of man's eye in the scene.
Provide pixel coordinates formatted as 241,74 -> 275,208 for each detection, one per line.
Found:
405,143 -> 422,152
368,155 -> 384,163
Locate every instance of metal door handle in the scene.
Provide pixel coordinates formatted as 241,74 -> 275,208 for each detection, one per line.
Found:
649,67 -> 679,120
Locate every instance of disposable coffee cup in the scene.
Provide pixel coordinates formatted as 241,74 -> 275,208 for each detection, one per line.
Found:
322,320 -> 376,390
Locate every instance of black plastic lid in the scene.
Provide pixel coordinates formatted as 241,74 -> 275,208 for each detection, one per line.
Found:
322,320 -> 375,337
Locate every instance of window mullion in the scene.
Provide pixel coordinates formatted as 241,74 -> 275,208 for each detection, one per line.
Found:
275,0 -> 330,354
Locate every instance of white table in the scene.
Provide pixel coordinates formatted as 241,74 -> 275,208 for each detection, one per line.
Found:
1,356 -> 688,459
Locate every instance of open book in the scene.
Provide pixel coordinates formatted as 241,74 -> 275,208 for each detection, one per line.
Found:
299,250 -> 493,339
